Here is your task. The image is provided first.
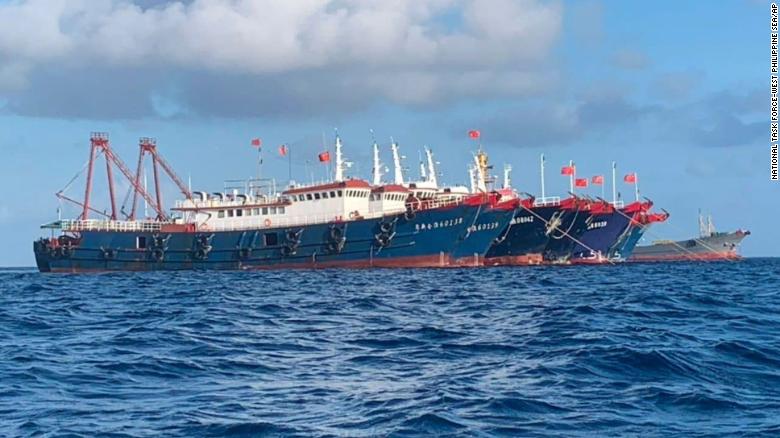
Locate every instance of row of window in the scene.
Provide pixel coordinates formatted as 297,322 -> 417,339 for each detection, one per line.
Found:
217,206 -> 286,219
369,193 -> 407,202
291,189 -> 370,202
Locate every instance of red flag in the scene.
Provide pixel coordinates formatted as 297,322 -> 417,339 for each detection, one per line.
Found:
318,151 -> 331,163
561,165 -> 575,176
278,144 -> 288,157
624,173 -> 637,183
251,138 -> 262,148
592,175 -> 604,185
468,130 -> 480,139
575,178 -> 588,188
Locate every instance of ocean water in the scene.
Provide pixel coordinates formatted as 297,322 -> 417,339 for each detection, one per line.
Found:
1,259 -> 779,437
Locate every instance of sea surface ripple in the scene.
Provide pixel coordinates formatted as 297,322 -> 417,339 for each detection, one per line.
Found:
1,259 -> 780,437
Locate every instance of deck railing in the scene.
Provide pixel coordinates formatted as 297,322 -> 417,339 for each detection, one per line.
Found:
58,219 -> 163,232
533,196 -> 561,207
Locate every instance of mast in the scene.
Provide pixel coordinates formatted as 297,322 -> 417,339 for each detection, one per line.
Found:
540,153 -> 546,199
419,151 -> 427,181
473,154 -> 487,193
569,159 -> 575,193
371,139 -> 383,186
468,165 -> 477,193
634,172 -> 640,202
698,208 -> 706,238
334,133 -> 345,182
425,147 -> 438,187
611,161 -> 617,204
503,164 -> 512,189
391,139 -> 404,184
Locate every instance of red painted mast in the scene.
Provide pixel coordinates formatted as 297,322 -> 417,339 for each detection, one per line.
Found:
129,137 -> 193,221
81,134 -> 101,220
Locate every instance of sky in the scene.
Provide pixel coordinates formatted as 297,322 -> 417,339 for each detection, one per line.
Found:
0,0 -> 774,266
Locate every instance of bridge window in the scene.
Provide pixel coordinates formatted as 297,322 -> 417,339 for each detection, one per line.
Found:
306,193 -> 313,201
337,190 -> 343,197
269,207 -> 277,214
227,210 -> 234,217
262,207 -> 268,215
330,191 -> 336,198
278,207 -> 285,214
322,192 -> 329,199
217,210 -> 225,218
252,208 -> 260,215
236,209 -> 243,217
314,193 -> 321,200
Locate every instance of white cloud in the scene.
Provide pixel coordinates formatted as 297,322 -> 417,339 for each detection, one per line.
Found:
0,0 -> 563,117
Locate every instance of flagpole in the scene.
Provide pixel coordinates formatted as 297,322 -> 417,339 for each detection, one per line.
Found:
635,173 -> 640,202
569,160 -> 574,193
540,153 -> 546,200
288,145 -> 292,184
611,161 -> 617,205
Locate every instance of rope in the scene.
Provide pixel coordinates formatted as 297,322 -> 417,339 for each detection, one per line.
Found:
58,149 -> 105,195
515,201 -> 615,265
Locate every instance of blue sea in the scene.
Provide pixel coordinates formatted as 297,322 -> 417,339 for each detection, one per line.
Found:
1,259 -> 779,437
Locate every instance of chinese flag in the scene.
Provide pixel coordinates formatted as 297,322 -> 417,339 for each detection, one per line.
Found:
561,165 -> 575,176
251,138 -> 262,148
575,178 -> 588,188
468,130 -> 480,139
592,175 -> 604,185
318,151 -> 331,162
624,173 -> 637,183
278,144 -> 288,157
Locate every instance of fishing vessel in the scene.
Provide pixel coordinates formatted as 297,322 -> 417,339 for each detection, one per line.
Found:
629,212 -> 750,262
33,133 -> 487,272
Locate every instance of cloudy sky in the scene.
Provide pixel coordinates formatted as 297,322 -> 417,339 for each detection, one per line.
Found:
0,0 -> 773,265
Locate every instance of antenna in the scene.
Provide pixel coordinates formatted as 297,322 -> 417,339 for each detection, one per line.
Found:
503,164 -> 512,189
569,159 -> 575,193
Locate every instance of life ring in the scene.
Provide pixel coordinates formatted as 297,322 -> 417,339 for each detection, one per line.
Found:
264,219 -> 272,227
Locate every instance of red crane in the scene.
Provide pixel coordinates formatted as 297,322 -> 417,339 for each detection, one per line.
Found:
60,133 -> 191,222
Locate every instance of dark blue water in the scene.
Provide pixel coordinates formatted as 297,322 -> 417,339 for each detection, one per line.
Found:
1,260 -> 779,437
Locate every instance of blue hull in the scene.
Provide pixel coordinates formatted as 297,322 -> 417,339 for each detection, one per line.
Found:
570,211 -> 633,261
34,205 -> 481,272
611,224 -> 650,260
451,206 -> 516,265
484,205 -> 593,264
